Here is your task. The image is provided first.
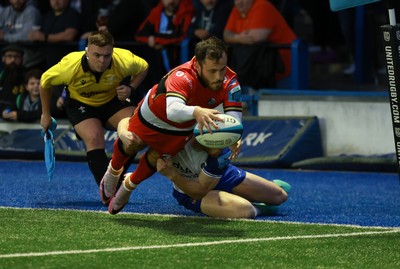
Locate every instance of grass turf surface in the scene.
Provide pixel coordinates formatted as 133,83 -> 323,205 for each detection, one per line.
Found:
1,160 -> 399,268
1,208 -> 399,269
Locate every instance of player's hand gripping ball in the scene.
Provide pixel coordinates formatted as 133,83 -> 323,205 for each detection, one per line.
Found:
194,114 -> 243,148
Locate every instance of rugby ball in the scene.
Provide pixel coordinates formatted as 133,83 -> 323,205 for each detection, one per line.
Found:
193,114 -> 243,148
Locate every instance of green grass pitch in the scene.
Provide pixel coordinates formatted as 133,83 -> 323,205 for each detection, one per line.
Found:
1,207 -> 399,269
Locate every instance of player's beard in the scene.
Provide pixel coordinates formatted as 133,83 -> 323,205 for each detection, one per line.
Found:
198,69 -> 223,91
209,80 -> 223,91
4,64 -> 24,84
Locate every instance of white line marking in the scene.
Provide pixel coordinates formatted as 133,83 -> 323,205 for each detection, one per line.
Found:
1,229 -> 399,259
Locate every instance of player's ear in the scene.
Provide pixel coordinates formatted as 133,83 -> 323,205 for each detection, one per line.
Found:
85,47 -> 89,59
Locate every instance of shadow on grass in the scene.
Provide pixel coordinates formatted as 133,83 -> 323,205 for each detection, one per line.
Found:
113,216 -> 246,237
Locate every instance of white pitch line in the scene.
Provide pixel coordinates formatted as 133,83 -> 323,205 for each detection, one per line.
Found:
1,229 -> 399,259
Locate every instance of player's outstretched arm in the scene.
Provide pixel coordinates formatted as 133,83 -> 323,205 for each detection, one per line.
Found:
157,157 -> 217,200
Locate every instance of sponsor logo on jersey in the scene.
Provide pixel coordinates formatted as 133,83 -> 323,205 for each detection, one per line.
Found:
80,89 -> 109,98
175,70 -> 193,88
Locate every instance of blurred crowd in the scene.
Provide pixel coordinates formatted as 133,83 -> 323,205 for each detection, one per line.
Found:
0,0 -> 397,123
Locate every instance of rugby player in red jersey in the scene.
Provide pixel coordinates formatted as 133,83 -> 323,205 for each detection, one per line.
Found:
100,36 -> 243,214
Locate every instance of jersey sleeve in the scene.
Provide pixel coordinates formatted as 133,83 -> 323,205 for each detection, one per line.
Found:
127,53 -> 149,77
164,70 -> 193,102
113,48 -> 148,78
223,76 -> 243,114
166,96 -> 196,122
40,60 -> 70,89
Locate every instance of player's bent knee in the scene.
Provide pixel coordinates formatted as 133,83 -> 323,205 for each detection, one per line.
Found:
201,192 -> 256,219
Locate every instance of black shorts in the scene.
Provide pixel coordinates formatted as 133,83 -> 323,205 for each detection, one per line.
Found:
67,97 -> 133,127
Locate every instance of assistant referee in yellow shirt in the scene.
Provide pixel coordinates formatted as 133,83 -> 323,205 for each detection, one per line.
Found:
40,30 -> 148,185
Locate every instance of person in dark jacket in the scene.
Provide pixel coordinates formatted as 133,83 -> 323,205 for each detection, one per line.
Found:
2,69 -> 42,123
0,44 -> 27,114
187,0 -> 233,41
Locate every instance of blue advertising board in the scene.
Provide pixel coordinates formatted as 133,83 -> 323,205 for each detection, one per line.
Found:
0,116 -> 323,168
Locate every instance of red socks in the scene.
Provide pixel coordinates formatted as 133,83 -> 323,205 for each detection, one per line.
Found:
128,153 -> 156,184
110,138 -> 131,170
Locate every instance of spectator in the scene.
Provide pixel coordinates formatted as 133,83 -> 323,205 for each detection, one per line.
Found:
28,0 -> 81,68
0,44 -> 27,114
0,0 -> 43,69
28,0 -> 82,119
69,0 -> 103,37
135,0 -> 195,86
186,0 -> 233,59
79,0 -> 152,40
223,0 -> 297,88
2,69 -> 42,122
103,0 -> 151,41
187,0 -> 233,41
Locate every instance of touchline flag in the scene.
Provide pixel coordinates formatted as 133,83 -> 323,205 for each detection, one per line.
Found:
42,117 -> 57,181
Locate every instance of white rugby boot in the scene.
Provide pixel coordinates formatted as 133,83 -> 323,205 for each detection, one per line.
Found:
99,162 -> 123,205
108,173 -> 137,214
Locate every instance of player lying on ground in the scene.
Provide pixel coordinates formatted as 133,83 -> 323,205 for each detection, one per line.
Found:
116,118 -> 290,218
157,141 -> 291,219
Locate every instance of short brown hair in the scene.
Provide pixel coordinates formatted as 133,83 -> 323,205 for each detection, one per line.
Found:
24,69 -> 42,84
88,31 -> 114,47
194,36 -> 228,64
